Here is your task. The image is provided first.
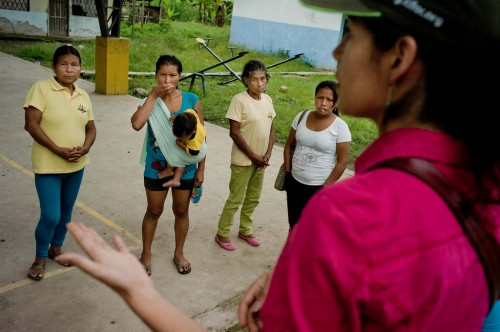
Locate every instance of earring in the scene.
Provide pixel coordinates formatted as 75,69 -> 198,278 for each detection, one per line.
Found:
386,86 -> 393,108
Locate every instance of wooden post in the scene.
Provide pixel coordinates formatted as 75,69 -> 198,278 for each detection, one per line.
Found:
95,36 -> 130,95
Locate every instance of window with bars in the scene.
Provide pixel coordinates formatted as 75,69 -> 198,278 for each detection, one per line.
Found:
0,0 -> 29,11
72,0 -> 97,17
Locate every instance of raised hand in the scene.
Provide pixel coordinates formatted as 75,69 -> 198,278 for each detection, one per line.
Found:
57,223 -> 153,296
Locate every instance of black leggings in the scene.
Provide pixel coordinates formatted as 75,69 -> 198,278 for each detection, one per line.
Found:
284,172 -> 323,230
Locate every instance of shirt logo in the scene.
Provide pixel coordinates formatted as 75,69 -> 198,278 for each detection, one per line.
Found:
78,104 -> 88,114
267,112 -> 273,118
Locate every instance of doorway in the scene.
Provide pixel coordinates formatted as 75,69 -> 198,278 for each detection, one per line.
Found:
49,0 -> 68,37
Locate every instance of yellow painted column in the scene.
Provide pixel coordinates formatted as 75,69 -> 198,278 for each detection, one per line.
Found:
95,36 -> 130,95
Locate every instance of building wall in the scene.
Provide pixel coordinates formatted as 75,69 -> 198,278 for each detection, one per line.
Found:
30,1 -> 48,12
69,15 -> 100,36
0,0 -> 102,38
0,9 -> 47,36
230,0 -> 344,70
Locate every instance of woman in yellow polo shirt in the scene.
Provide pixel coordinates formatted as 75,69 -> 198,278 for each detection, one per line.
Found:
23,45 -> 96,281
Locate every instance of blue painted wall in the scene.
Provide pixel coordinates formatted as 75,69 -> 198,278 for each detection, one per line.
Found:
0,9 -> 47,36
230,17 -> 340,69
229,0 -> 344,70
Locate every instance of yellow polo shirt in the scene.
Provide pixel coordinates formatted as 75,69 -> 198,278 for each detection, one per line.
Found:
23,76 -> 94,174
225,91 -> 275,166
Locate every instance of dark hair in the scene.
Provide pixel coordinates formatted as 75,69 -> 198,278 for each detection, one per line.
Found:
172,111 -> 197,138
315,80 -> 339,116
241,60 -> 270,87
52,45 -> 81,67
155,54 -> 182,75
357,16 -> 500,189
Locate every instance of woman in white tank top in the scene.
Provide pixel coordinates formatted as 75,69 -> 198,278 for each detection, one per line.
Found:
282,80 -> 352,230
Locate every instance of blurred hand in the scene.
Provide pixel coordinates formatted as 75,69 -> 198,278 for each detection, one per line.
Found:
57,223 -> 153,298
238,270 -> 273,332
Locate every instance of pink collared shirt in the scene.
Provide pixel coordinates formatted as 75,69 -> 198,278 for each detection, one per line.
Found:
261,128 -> 500,331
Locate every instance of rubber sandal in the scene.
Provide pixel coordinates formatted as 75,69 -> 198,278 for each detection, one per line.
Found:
48,246 -> 73,267
215,234 -> 236,251
28,259 -> 47,281
238,232 -> 261,246
173,258 -> 191,275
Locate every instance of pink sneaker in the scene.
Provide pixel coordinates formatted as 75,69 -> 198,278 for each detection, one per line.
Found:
238,232 -> 261,246
215,234 -> 236,251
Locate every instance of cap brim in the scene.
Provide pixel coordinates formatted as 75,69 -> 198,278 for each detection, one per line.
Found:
301,0 -> 381,17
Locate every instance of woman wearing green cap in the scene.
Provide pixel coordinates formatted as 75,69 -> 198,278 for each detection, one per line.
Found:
238,1 -> 500,331
55,0 -> 499,331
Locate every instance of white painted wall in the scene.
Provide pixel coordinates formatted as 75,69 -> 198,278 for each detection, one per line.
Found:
230,0 -> 344,70
69,15 -> 100,36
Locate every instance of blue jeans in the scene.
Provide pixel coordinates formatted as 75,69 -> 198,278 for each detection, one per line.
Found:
34,169 -> 84,258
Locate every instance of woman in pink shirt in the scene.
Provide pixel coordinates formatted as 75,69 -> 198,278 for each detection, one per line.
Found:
239,1 -> 500,331
56,0 -> 499,331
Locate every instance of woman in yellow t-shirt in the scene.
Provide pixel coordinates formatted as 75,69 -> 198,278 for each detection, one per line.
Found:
23,45 -> 96,281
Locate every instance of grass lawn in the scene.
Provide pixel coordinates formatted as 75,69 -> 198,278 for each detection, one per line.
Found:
0,20 -> 378,170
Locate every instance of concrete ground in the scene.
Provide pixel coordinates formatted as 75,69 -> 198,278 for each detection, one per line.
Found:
0,51 -> 352,331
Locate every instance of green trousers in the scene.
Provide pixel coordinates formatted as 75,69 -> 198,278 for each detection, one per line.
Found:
217,164 -> 265,237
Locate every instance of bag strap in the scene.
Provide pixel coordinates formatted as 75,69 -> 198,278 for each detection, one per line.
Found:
290,110 -> 308,153
371,158 -> 500,310
297,110 -> 307,125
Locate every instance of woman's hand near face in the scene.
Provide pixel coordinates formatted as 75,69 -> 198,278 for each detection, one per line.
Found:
150,83 -> 172,99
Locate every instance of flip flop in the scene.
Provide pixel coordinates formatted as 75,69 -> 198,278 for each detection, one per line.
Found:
173,258 -> 191,275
